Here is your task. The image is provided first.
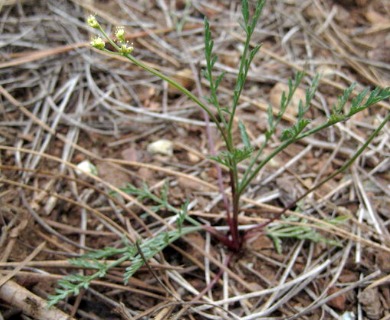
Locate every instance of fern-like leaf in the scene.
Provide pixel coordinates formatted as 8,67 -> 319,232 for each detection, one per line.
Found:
280,119 -> 311,141
266,215 -> 345,254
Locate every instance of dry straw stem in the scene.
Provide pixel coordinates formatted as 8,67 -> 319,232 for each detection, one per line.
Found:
0,241 -> 76,320
1,145 -> 389,257
0,280 -> 75,320
0,242 -> 45,287
0,146 -> 253,290
0,232 -> 69,319
0,271 -> 168,300
0,24 -> 200,69
103,159 -> 390,254
0,259 -> 180,270
0,164 -> 151,238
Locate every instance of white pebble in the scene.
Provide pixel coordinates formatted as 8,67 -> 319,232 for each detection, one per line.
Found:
147,139 -> 173,157
75,160 -> 98,176
340,311 -> 355,320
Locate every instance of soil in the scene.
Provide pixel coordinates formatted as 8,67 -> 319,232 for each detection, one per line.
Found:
0,0 -> 389,319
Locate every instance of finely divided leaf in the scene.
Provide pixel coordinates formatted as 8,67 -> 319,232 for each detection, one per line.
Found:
281,118 -> 311,141
233,147 -> 253,163
333,83 -> 356,115
215,71 -> 226,90
349,87 -> 390,115
267,104 -> 274,130
239,120 -> 251,149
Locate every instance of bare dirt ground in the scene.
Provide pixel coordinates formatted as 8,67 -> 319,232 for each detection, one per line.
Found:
0,0 -> 389,319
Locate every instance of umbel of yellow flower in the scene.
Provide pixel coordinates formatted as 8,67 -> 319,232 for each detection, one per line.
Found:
87,15 -> 99,29
90,36 -> 105,50
86,15 -> 134,55
115,27 -> 125,43
119,43 -> 134,54
115,26 -> 134,54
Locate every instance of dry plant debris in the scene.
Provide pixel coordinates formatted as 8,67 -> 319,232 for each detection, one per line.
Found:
0,0 -> 389,319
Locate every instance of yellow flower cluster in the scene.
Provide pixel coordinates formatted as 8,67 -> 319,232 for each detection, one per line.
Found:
87,15 -> 99,29
90,36 -> 105,50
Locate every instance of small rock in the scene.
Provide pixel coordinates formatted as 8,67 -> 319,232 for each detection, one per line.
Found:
248,234 -> 274,251
304,5 -> 320,19
358,288 -> 383,320
207,167 -> 219,180
178,176 -> 205,191
247,282 -> 263,291
185,232 -> 205,261
334,5 -> 351,25
73,153 -> 85,163
327,286 -> 347,311
137,86 -> 156,106
97,162 -> 130,188
187,152 -> 200,163
200,168 -> 218,182
268,158 -> 280,168
220,51 -> 240,68
147,139 -> 173,157
185,232 -> 218,262
138,167 -> 153,182
121,147 -> 139,162
340,311 -> 356,320
339,269 -> 359,283
375,250 -> 390,273
365,9 -> 389,25
381,286 -> 390,309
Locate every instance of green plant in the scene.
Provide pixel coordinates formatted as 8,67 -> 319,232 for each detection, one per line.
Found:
266,214 -> 348,254
85,2 -> 389,251
48,218 -> 200,306
48,0 -> 390,306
